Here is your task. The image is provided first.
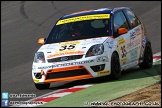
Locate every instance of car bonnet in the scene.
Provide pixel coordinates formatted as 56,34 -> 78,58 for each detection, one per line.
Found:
38,37 -> 108,59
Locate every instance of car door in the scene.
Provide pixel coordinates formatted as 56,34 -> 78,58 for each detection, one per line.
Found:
123,9 -> 143,64
113,10 -> 131,66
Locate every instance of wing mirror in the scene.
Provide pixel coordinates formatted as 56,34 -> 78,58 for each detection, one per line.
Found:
118,28 -> 128,35
38,38 -> 46,45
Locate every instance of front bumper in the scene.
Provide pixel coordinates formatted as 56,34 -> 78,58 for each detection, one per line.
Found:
32,54 -> 111,83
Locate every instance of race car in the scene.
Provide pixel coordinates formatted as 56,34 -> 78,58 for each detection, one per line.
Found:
32,7 -> 153,90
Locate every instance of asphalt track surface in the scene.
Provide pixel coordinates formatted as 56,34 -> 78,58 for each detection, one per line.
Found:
1,1 -> 161,102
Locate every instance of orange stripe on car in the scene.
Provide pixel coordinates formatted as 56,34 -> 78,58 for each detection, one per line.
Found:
47,66 -> 84,73
44,66 -> 93,83
44,75 -> 92,83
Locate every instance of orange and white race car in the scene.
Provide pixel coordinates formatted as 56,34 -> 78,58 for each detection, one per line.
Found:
32,7 -> 153,90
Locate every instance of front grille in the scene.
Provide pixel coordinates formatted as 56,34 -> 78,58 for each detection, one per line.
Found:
47,55 -> 83,63
46,69 -> 89,79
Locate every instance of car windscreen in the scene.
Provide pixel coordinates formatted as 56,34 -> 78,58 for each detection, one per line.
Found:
45,14 -> 110,44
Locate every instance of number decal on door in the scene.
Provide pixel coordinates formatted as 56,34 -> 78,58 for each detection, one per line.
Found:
121,45 -> 127,58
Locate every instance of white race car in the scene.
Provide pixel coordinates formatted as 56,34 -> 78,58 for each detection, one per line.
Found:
32,7 -> 153,90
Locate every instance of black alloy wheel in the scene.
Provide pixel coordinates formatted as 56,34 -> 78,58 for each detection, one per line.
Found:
110,52 -> 121,80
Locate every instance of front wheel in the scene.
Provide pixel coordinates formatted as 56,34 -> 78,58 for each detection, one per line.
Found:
139,42 -> 153,69
35,83 -> 50,90
110,52 -> 121,80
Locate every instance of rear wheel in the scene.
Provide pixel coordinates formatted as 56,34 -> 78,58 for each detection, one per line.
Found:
35,83 -> 50,90
139,42 -> 153,69
110,52 -> 121,80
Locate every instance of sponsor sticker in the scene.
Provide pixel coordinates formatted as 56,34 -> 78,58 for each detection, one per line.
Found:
96,56 -> 109,62
56,14 -> 110,25
134,27 -> 141,36
142,36 -> 146,48
121,57 -> 127,61
106,41 -> 113,49
118,38 -> 125,45
47,51 -> 84,58
38,60 -> 94,69
129,46 -> 140,61
127,39 -> 140,49
33,78 -> 39,83
130,31 -> 136,40
97,70 -> 110,75
47,41 -> 84,58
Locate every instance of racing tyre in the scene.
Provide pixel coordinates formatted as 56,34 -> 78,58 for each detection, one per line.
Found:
35,83 -> 50,90
139,42 -> 153,69
110,52 -> 121,80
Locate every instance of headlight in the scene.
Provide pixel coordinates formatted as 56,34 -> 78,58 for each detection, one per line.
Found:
34,52 -> 45,63
86,44 -> 104,57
